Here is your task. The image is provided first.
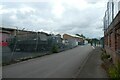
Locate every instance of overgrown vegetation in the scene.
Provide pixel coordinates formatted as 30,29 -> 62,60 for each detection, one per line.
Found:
108,62 -> 120,79
51,45 -> 59,53
101,51 -> 110,61
101,49 -> 120,79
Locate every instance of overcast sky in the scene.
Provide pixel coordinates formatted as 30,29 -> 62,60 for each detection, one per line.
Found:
0,0 -> 109,38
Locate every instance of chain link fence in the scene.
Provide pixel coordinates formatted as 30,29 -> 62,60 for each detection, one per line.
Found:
2,32 -> 78,65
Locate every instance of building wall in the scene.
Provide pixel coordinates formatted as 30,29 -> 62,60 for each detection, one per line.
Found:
116,25 -> 120,52
104,11 -> 120,63
111,32 -> 115,51
63,34 -> 79,47
118,1 -> 120,11
39,33 -> 48,41
63,34 -> 84,43
63,34 -> 73,40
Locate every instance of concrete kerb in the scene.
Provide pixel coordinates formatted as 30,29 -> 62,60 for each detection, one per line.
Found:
72,46 -> 96,79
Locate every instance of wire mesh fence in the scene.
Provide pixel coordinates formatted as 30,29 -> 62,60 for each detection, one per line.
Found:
2,32 -> 78,65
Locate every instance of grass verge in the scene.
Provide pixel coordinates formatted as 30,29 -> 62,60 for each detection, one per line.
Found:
101,49 -> 120,79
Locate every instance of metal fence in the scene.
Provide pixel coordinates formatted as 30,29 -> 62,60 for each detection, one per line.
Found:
2,32 -> 78,64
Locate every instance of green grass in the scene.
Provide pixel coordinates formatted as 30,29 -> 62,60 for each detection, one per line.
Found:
108,62 -> 120,79
101,49 -> 120,79
101,52 -> 110,61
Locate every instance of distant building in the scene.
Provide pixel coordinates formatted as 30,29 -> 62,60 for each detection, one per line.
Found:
63,34 -> 84,47
39,32 -> 49,41
84,40 -> 88,45
48,34 -> 63,48
62,39 -> 69,46
1,27 -> 51,52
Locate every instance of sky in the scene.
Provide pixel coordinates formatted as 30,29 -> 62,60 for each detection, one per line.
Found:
0,0 -> 109,38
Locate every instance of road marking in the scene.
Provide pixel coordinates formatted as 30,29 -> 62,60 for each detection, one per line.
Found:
92,46 -> 95,49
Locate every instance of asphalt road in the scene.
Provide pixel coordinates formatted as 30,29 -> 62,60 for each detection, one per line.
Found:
2,45 -> 94,78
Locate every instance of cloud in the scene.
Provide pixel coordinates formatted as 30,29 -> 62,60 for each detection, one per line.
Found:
0,0 -> 107,38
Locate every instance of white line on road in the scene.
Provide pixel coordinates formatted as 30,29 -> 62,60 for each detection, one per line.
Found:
92,46 -> 95,49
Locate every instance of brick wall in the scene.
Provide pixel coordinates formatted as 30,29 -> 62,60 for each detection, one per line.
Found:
63,34 -> 84,43
63,34 -> 73,40
104,11 -> 120,63
116,26 -> 120,52
111,32 -> 115,51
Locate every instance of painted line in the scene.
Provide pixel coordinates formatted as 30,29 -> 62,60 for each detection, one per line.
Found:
72,48 -> 93,78
92,46 -> 95,49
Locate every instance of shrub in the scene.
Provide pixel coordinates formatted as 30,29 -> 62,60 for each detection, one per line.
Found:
51,45 -> 59,53
101,52 -> 110,61
108,61 -> 120,79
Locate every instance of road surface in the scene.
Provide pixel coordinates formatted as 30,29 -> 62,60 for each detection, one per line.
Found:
3,45 -> 94,78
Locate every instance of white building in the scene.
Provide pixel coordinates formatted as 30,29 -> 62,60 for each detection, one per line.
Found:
118,1 -> 120,11
84,40 -> 88,45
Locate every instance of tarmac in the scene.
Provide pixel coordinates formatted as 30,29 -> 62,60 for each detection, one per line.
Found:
76,47 -> 108,78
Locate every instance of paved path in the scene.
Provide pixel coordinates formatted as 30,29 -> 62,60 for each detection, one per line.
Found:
77,47 -> 108,78
3,45 -> 93,78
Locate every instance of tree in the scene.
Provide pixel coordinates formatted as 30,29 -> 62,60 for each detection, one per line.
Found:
85,38 -> 91,43
91,38 -> 99,46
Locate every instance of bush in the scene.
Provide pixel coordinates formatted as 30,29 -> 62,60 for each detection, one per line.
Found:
108,62 -> 120,79
101,50 -> 120,79
51,45 -> 59,53
101,52 -> 110,61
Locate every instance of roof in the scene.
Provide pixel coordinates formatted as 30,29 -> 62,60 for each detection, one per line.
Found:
1,27 -> 50,36
70,34 -> 83,39
63,34 -> 83,39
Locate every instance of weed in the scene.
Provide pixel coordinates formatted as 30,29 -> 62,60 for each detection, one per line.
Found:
51,45 -> 59,53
